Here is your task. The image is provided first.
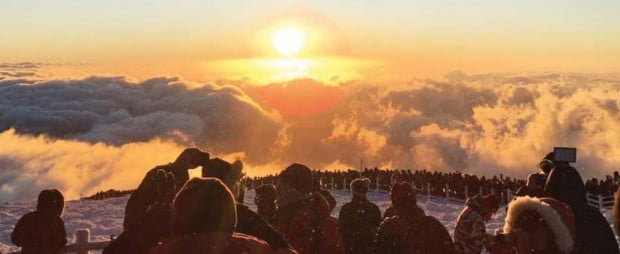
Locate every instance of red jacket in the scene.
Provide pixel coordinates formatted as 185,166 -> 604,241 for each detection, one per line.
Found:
149,232 -> 274,254
275,193 -> 345,254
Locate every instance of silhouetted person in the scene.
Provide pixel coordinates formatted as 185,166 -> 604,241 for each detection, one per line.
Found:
124,148 -> 210,232
453,194 -> 499,253
339,178 -> 381,254
203,158 -> 295,253
374,182 -> 454,254
275,163 -> 345,254
515,159 -> 554,198
382,181 -> 417,220
104,170 -> 176,254
255,184 -> 277,225
544,153 -> 619,254
615,188 -> 620,239
149,177 -> 274,254
12,189 -> 67,254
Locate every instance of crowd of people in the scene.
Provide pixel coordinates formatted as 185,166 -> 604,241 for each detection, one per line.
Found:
585,173 -> 620,196
245,169 -> 525,203
7,148 -> 620,254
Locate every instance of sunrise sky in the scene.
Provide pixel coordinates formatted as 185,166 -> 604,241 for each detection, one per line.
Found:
2,0 -> 620,201
3,0 -> 620,83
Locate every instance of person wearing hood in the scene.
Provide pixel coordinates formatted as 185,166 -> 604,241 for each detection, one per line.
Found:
491,196 -> 576,254
514,160 -> 553,198
543,154 -> 619,254
124,148 -> 210,232
275,163 -> 345,254
454,194 -> 500,254
12,189 -> 67,254
339,178 -> 382,254
374,182 -> 454,254
202,158 -> 295,253
149,177 -> 274,254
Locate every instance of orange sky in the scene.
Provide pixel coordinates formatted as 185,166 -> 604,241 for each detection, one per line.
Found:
2,0 -> 619,84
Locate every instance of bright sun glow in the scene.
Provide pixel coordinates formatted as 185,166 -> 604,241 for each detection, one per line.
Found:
271,27 -> 304,56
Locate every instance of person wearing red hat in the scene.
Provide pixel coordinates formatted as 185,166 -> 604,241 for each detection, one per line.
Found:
275,163 -> 345,254
490,196 -> 576,254
454,194 -> 500,254
374,182 -> 454,254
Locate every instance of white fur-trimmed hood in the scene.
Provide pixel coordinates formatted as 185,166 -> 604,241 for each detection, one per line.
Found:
504,196 -> 575,253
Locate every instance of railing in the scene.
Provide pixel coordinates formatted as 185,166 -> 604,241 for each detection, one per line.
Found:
250,176 -> 614,209
9,229 -> 111,254
587,193 -> 615,209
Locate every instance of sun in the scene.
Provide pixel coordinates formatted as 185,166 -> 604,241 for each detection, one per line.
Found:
271,27 -> 304,57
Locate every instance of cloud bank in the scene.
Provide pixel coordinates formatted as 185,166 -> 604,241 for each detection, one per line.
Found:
2,68 -> 620,201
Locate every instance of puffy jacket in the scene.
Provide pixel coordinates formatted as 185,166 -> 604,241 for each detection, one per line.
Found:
11,211 -> 67,254
149,232 -> 274,254
374,207 -> 454,254
339,196 -> 382,254
454,198 -> 488,254
275,192 -> 345,254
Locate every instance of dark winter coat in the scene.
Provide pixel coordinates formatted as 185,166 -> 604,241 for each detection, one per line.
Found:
383,206 -> 396,219
257,206 -> 277,226
149,232 -> 274,254
383,205 -> 425,220
275,192 -> 345,254
103,202 -> 173,254
453,198 -> 488,254
11,211 -> 67,254
124,163 -> 188,232
235,203 -> 292,250
374,206 -> 454,254
339,196 -> 382,254
545,164 -> 619,254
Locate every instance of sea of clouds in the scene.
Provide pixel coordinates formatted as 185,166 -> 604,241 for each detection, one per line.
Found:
1,63 -> 620,201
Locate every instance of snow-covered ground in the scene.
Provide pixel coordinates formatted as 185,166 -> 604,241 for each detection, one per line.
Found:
0,190 -> 615,253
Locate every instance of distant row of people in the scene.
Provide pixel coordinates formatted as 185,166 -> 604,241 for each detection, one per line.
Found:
246,168 -> 526,203
585,172 -> 620,196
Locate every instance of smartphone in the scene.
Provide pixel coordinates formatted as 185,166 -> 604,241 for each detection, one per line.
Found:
554,147 -> 576,163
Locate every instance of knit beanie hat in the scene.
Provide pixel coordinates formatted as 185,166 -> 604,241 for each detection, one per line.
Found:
350,178 -> 371,194
172,177 -> 237,235
279,163 -> 313,193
